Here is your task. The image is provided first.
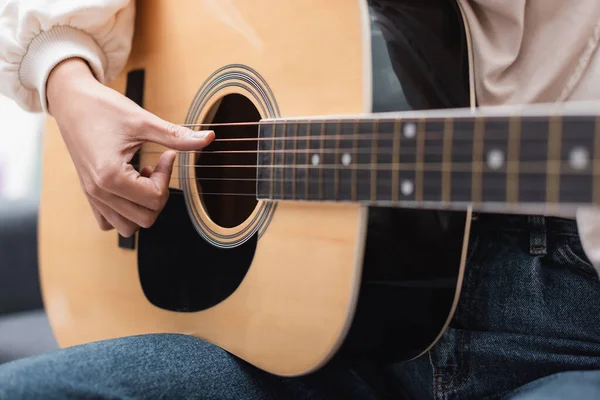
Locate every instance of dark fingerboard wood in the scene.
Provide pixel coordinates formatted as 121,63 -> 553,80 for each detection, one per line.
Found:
422,119 -> 443,202
560,116 -> 594,204
520,117 -> 549,204
339,121 -> 355,201
272,122 -> 285,200
256,123 -> 274,200
506,116 -> 521,205
482,117 -> 509,203
295,122 -> 308,201
376,120 -> 394,202
283,122 -> 295,200
307,123 -> 321,200
452,118 -> 474,203
356,121 -> 373,202
323,121 -> 339,201
397,121 -> 417,203
256,114 -> 600,210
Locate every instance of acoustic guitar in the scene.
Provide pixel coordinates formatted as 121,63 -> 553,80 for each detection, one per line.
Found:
39,0 -> 600,376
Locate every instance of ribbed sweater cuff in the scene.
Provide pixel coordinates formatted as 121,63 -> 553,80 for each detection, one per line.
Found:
19,25 -> 107,113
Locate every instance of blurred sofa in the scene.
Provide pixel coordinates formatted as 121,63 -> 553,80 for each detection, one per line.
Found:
0,197 -> 58,364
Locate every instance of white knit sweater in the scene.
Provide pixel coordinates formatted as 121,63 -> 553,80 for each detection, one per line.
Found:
0,0 -> 134,113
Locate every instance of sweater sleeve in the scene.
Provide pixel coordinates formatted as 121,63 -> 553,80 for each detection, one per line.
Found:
0,0 -> 135,113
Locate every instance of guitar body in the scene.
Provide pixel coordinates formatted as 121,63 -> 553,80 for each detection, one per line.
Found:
39,0 -> 473,376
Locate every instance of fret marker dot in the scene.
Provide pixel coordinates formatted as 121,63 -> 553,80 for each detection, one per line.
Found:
401,180 -> 414,196
487,149 -> 504,170
569,147 -> 589,170
341,152 -> 352,166
403,122 -> 417,139
311,154 -> 320,166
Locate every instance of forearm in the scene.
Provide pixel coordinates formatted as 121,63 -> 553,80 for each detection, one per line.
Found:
0,0 -> 135,114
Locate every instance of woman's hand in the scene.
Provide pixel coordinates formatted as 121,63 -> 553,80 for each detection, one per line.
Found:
46,58 -> 214,237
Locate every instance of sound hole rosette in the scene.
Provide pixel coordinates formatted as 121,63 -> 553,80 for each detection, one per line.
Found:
180,65 -> 279,249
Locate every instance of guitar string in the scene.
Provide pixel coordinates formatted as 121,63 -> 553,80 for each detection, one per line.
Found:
159,181 -> 591,198
125,121 -> 597,197
138,137 -> 591,164
139,139 -> 557,155
137,132 -> 589,148
160,160 -> 592,172
174,117 -> 596,128
166,165 -> 594,182
172,122 -> 593,151
162,182 -> 588,197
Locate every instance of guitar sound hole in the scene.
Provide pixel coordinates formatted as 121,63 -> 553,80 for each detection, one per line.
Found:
195,94 -> 260,228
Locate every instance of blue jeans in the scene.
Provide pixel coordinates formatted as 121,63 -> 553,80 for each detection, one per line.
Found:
1,214 -> 600,399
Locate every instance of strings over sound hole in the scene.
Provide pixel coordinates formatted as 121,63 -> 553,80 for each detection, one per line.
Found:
195,94 -> 259,228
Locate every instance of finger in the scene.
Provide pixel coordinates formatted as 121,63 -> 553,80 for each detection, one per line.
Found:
80,176 -> 113,231
148,150 -> 176,193
141,114 -> 215,151
103,151 -> 175,211
90,197 -> 139,238
90,201 -> 113,231
140,165 -> 154,178
92,189 -> 160,229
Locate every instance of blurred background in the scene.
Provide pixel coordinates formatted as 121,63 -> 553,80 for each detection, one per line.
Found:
0,93 -> 58,364
0,94 -> 44,200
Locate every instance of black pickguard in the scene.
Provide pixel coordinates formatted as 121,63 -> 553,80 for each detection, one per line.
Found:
138,189 -> 257,311
136,0 -> 471,364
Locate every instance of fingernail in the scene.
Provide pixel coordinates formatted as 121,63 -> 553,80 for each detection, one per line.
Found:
191,130 -> 211,139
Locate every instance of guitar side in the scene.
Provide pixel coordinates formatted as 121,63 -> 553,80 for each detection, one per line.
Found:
38,0 -> 473,376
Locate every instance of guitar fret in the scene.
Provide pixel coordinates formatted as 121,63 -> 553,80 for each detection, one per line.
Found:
451,119 -> 474,202
442,118 -> 453,202
356,121 -> 372,201
256,123 -> 273,200
519,118 -> 547,203
371,120 -> 378,202
292,123 -> 298,200
273,122 -> 287,200
319,122 -> 325,200
483,118 -> 509,203
308,123 -> 321,200
472,117 -> 484,204
323,122 -> 337,201
338,122 -> 354,201
507,116 -> 520,205
294,122 -> 308,200
398,121 -> 417,202
270,124 -> 276,200
352,122 -> 358,201
280,121 -> 286,200
423,119 -> 443,201
283,122 -> 295,200
415,118 -> 425,201
334,120 -> 341,201
559,116 -> 594,204
392,120 -> 400,202
375,120 -> 393,202
547,116 -> 562,205
305,123 -> 311,200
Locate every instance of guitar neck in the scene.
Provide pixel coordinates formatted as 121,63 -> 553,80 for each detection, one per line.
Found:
256,105 -> 600,215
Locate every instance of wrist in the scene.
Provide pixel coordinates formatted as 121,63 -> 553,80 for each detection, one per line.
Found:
47,58 -> 98,115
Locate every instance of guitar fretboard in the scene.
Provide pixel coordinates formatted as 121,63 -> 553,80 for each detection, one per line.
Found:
256,115 -> 600,210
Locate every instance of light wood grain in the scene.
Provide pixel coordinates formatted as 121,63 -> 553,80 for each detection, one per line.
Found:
39,0 -> 369,376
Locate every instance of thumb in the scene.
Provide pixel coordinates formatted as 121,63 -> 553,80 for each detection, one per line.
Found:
148,150 -> 176,193
144,117 -> 215,151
